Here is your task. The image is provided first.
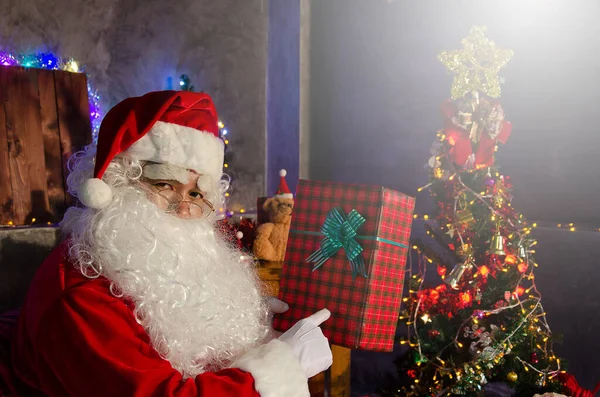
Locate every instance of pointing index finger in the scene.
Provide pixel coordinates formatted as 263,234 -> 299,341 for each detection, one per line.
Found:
307,308 -> 331,327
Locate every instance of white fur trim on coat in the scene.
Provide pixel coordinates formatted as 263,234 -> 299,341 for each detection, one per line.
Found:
231,339 -> 309,397
125,121 -> 224,183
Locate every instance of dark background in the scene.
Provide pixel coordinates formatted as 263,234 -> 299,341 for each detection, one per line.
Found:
307,0 -> 600,393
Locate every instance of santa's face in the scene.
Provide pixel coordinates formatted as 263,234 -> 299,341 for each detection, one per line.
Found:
63,160 -> 270,378
138,163 -> 216,220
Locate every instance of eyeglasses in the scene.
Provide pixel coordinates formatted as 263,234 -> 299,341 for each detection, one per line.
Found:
140,182 -> 215,219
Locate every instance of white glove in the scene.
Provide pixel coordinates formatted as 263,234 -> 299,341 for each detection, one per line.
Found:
277,308 -> 333,378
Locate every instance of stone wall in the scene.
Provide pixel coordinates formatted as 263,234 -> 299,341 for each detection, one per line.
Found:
0,227 -> 60,313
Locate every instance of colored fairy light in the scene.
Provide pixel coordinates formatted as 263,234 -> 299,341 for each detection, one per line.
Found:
0,51 -> 103,142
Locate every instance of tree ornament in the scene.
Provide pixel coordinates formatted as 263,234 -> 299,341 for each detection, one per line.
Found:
445,259 -> 474,290
517,244 -> 527,259
458,243 -> 473,257
456,209 -> 475,225
531,352 -> 539,364
428,329 -> 441,338
507,372 -> 518,382
536,374 -> 547,387
489,230 -> 506,256
413,350 -> 428,364
437,265 -> 447,278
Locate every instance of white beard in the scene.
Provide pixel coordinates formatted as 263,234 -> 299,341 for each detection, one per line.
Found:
61,185 -> 270,378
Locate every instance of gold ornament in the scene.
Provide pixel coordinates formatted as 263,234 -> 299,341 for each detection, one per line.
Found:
456,209 -> 475,225
507,372 -> 518,382
489,231 -> 506,255
434,167 -> 444,179
458,243 -> 473,257
438,26 -> 514,100
445,259 -> 474,290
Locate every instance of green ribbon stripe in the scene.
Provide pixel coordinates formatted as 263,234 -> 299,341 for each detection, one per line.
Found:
291,229 -> 408,249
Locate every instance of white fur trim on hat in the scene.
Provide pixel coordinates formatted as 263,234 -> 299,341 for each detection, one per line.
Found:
78,178 -> 113,209
231,339 -> 309,397
142,163 -> 191,184
125,121 -> 224,184
275,193 -> 294,199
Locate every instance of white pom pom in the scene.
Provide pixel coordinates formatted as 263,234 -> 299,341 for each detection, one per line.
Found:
78,178 -> 113,209
236,231 -> 244,239
279,169 -> 287,177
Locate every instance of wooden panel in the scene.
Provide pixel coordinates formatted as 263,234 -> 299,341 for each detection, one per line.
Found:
4,67 -> 48,225
330,345 -> 351,397
38,70 -> 66,222
256,260 -> 351,397
0,67 -> 13,224
54,70 -> 92,207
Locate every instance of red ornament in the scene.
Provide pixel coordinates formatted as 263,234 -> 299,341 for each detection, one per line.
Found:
407,370 -> 417,379
437,265 -> 447,277
440,99 -> 512,169
530,352 -> 539,364
428,329 -> 441,338
479,265 -> 490,277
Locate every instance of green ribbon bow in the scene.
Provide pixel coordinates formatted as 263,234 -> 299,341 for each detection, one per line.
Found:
306,207 -> 368,279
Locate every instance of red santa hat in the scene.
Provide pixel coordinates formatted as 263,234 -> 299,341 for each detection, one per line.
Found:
78,91 -> 224,209
274,169 -> 293,199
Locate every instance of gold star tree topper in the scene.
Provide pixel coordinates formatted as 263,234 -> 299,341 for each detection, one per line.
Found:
438,26 -> 514,100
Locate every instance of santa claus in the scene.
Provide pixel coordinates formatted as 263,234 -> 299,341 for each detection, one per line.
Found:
10,91 -> 332,396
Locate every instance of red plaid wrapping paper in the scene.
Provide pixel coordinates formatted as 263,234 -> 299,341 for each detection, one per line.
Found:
273,179 -> 415,351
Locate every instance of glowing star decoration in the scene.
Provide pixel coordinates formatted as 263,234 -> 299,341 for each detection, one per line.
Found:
438,26 -> 514,99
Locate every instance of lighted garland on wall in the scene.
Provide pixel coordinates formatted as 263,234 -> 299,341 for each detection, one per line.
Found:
0,51 -> 102,142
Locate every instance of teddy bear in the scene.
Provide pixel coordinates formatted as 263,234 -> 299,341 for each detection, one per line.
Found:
253,170 -> 294,262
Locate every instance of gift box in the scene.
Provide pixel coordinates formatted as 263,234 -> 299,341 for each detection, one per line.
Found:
273,179 -> 415,351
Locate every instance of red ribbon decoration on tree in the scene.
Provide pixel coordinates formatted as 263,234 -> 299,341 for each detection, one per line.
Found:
441,97 -> 512,169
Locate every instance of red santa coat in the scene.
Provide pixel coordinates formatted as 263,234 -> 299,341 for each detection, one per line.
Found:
11,241 -> 308,397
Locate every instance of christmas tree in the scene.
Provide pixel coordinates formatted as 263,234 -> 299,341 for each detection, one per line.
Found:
389,26 -> 565,396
